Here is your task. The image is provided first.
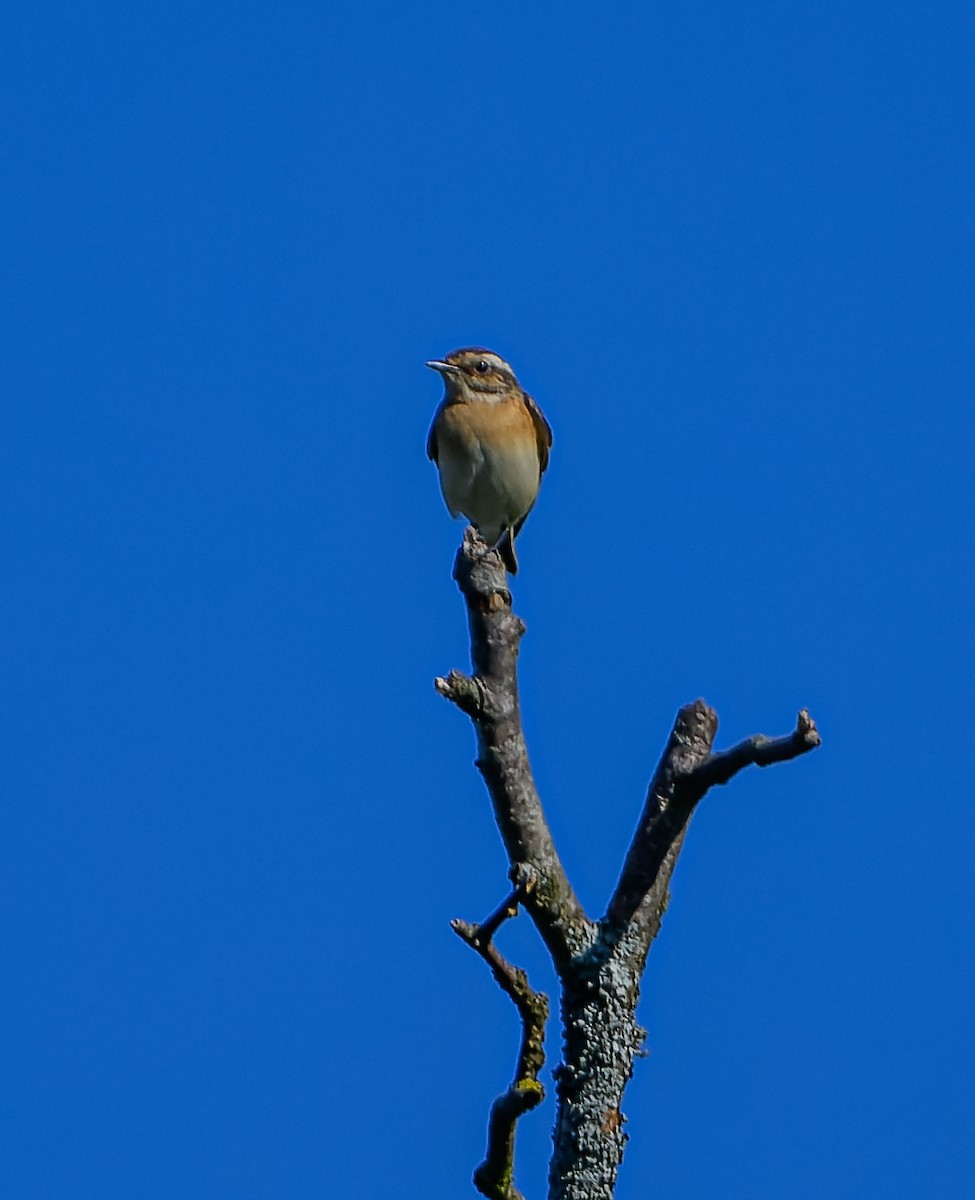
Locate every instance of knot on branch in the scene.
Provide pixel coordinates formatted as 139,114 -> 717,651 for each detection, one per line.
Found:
434,669 -> 487,717
508,862 -> 539,895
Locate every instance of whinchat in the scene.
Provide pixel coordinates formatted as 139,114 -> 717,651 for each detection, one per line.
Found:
426,348 -> 552,575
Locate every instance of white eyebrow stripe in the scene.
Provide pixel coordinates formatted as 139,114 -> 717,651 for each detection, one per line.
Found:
472,354 -> 511,373
447,349 -> 518,380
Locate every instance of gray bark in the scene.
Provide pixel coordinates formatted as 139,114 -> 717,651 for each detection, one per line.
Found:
436,529 -> 820,1200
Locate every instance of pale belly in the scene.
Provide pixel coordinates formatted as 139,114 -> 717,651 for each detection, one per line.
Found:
439,438 -> 540,545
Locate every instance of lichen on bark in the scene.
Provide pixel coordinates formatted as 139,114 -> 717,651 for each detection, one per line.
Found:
437,530 -> 820,1199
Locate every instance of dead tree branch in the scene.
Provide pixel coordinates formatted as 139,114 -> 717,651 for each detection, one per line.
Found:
435,527 -> 592,972
606,704 -> 820,934
436,528 -> 821,1200
452,884 -> 549,1200
690,708 -> 821,791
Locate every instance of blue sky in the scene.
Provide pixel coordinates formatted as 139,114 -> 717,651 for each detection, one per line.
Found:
3,2 -> 974,1197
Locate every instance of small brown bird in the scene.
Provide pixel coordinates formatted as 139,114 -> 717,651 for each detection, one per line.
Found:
426,348 -> 552,574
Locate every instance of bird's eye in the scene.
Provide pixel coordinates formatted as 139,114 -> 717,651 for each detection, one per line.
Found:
474,359 -> 489,374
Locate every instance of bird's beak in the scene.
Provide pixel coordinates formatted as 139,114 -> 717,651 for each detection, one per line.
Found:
425,359 -> 452,374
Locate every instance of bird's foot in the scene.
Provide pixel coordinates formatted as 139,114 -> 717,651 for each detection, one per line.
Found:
462,525 -> 506,571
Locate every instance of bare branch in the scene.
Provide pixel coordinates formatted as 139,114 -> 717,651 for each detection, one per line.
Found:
688,708 -> 821,792
438,527 -> 592,971
605,702 -> 821,936
452,888 -> 549,1200
605,700 -> 717,931
473,882 -> 529,945
437,530 -> 822,1199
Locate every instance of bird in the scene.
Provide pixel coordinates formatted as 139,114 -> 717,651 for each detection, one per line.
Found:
426,347 -> 552,574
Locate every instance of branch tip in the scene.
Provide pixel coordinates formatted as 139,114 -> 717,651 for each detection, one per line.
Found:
687,707 -> 822,792
606,701 -> 820,934
452,527 -> 513,609
796,708 -> 821,747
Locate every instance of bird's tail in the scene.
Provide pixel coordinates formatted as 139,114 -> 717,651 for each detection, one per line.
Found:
497,528 -> 518,575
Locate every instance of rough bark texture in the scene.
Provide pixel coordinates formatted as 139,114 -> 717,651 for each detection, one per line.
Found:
435,529 -> 593,973
436,529 -> 821,1200
452,887 -> 549,1200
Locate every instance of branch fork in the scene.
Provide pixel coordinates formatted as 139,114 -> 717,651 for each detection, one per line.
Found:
436,529 -> 821,1200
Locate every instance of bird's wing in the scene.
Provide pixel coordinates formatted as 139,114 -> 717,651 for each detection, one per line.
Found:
426,402 -> 443,462
504,392 -> 553,547
523,392 -> 553,475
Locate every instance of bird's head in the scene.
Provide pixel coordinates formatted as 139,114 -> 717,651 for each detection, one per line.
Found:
425,348 -> 519,400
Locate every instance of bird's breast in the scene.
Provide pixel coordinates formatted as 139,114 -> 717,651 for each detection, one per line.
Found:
435,399 -> 541,542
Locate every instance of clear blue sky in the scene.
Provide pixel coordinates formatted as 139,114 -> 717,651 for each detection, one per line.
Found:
4,2 -> 973,1197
